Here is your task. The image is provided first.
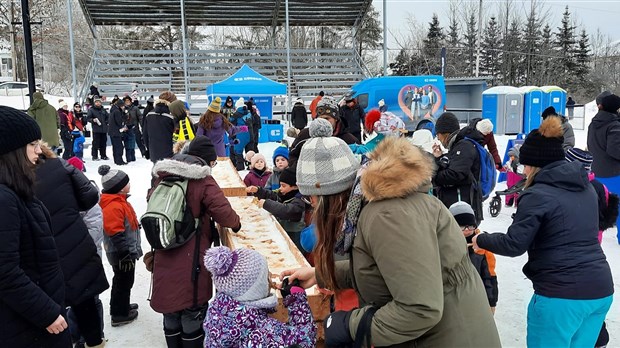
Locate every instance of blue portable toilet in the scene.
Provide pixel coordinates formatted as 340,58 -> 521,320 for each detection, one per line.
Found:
482,86 -> 524,135
519,86 -> 545,133
540,86 -> 567,115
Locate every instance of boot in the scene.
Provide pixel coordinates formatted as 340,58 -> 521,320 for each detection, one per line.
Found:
85,339 -> 106,348
181,330 -> 204,348
164,329 -> 182,348
111,309 -> 138,327
130,303 -> 139,310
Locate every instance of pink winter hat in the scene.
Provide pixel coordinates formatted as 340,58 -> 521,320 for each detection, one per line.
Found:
204,246 -> 273,306
245,151 -> 267,169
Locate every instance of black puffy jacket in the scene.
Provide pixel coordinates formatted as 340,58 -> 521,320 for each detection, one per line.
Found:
108,104 -> 125,137
291,104 -> 308,129
143,103 -> 175,163
0,185 -> 71,347
587,110 -> 620,178
477,161 -> 614,300
339,103 -> 365,134
433,126 -> 484,222
87,106 -> 109,134
35,157 -> 109,306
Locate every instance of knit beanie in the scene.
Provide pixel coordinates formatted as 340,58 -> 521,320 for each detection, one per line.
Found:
98,165 -> 129,194
435,112 -> 460,134
208,96 -> 222,113
296,118 -> 360,196
596,91 -> 612,105
476,119 -> 494,135
279,167 -> 297,187
315,96 -> 339,119
449,201 -> 477,227
158,91 -> 177,104
0,106 -> 42,155
187,136 -> 217,165
601,94 -> 620,113
235,97 -> 245,109
246,151 -> 266,169
519,116 -> 565,168
205,246 -> 274,307
169,100 -> 187,118
272,145 -> 289,165
541,106 -> 557,120
565,147 -> 593,171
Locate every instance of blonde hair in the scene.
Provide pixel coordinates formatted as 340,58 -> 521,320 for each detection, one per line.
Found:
524,166 -> 541,189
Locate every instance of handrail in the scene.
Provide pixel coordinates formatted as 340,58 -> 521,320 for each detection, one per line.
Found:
77,50 -> 97,104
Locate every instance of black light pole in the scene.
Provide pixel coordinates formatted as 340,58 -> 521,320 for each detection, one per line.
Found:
21,0 -> 36,105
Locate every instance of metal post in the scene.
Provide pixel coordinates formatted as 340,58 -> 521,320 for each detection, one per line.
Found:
67,0 -> 77,101
285,0 -> 291,119
21,0 -> 36,105
475,0 -> 483,77
180,0 -> 190,105
10,1 -> 18,81
382,0 -> 387,76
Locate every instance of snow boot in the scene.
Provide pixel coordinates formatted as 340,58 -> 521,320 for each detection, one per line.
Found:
181,330 -> 204,348
111,309 -> 138,327
85,340 -> 106,348
164,329 -> 182,348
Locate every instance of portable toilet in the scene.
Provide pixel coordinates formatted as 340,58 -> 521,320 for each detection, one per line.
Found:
520,86 -> 545,133
482,86 -> 524,135
540,86 -> 567,115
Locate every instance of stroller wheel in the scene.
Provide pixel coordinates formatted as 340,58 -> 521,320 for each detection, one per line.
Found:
489,196 -> 502,217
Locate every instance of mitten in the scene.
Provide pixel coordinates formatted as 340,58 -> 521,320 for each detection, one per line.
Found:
324,311 -> 353,346
280,277 -> 302,298
238,126 -> 249,132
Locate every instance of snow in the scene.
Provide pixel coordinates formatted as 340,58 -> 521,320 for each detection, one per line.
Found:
74,131 -> 620,346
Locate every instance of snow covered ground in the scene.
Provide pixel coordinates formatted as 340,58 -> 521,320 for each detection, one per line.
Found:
75,129 -> 620,347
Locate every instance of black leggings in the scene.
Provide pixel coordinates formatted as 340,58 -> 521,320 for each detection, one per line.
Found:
71,297 -> 104,346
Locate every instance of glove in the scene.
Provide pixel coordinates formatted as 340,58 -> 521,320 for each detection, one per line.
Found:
324,311 -> 353,346
238,126 -> 249,132
280,277 -> 302,298
232,223 -> 242,233
118,254 -> 136,272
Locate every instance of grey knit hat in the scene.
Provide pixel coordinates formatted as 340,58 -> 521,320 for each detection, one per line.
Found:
449,201 -> 477,227
315,96 -> 339,119
98,165 -> 130,194
296,118 -> 360,196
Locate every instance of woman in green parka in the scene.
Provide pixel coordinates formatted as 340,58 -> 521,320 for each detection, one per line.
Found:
282,121 -> 501,347
28,92 -> 60,148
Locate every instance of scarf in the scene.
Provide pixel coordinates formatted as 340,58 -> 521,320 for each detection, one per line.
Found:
334,157 -> 369,256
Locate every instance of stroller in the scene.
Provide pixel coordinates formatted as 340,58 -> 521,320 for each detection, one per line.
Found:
488,177 -> 526,217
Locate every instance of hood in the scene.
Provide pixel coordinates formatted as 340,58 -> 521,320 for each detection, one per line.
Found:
152,158 -> 211,179
235,106 -> 248,115
29,98 -> 50,111
99,193 -> 128,208
592,110 -> 620,125
362,137 -> 436,201
534,160 -> 589,192
153,103 -> 171,114
211,293 -> 276,329
454,125 -> 484,146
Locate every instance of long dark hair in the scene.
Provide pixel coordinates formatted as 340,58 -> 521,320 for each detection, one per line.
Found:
198,110 -> 232,131
313,189 -> 351,291
0,147 -> 37,200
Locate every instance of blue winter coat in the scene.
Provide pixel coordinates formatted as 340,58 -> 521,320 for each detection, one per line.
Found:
0,185 -> 71,348
231,107 -> 251,154
477,160 -> 614,300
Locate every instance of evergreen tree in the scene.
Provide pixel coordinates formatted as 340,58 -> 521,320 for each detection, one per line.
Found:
537,24 -> 555,85
522,6 -> 541,85
481,17 -> 501,84
463,14 -> 477,76
555,6 -> 577,86
446,15 -> 465,77
501,20 -> 522,85
357,5 -> 383,57
575,29 -> 591,81
422,14 -> 445,75
390,49 -> 412,76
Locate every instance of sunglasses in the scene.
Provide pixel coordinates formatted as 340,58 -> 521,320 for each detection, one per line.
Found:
461,226 -> 476,231
316,105 -> 337,117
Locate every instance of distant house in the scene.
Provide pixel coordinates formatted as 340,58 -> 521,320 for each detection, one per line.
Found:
0,41 -> 12,80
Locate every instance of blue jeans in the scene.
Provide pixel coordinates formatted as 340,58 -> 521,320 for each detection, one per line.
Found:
595,176 -> 620,243
527,294 -> 612,348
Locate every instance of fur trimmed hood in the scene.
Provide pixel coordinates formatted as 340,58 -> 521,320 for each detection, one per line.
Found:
152,158 -> 211,180
362,137 -> 436,201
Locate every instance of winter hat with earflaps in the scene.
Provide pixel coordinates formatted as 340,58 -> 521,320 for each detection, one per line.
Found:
204,246 -> 277,309
296,118 -> 360,196
519,116 -> 565,168
98,165 -> 129,194
0,106 -> 42,155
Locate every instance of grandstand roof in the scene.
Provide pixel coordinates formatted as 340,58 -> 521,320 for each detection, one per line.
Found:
78,0 -> 373,27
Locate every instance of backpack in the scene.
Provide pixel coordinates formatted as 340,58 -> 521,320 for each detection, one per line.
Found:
141,176 -> 198,250
464,137 -> 497,200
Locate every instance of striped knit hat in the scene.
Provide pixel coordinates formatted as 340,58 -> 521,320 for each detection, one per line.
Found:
296,118 -> 360,196
98,165 -> 129,194
565,147 -> 593,171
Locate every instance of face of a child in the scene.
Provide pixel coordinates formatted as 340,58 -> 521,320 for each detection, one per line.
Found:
254,159 -> 266,171
275,156 -> 288,170
461,225 -> 475,238
120,183 -> 131,195
279,182 -> 297,195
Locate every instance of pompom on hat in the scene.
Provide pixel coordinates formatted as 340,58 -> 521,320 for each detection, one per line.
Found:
208,96 -> 222,113
519,116 -> 565,168
296,118 -> 360,196
364,109 -> 382,133
0,106 -> 42,155
245,151 -> 267,170
98,165 -> 129,194
204,246 -> 277,308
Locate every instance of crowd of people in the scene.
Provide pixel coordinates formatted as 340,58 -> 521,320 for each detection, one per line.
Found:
1,87 -> 619,348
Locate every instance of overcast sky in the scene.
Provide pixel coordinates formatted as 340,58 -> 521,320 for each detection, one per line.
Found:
373,0 -> 620,49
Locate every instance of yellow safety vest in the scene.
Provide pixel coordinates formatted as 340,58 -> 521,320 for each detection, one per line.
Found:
175,117 -> 195,141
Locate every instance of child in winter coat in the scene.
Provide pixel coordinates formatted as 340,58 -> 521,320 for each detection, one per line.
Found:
243,151 -> 272,187
98,165 -> 143,327
265,145 -> 289,190
247,167 -> 306,252
72,129 -> 85,161
504,144 -> 523,207
203,246 -> 316,347
449,202 -> 498,314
